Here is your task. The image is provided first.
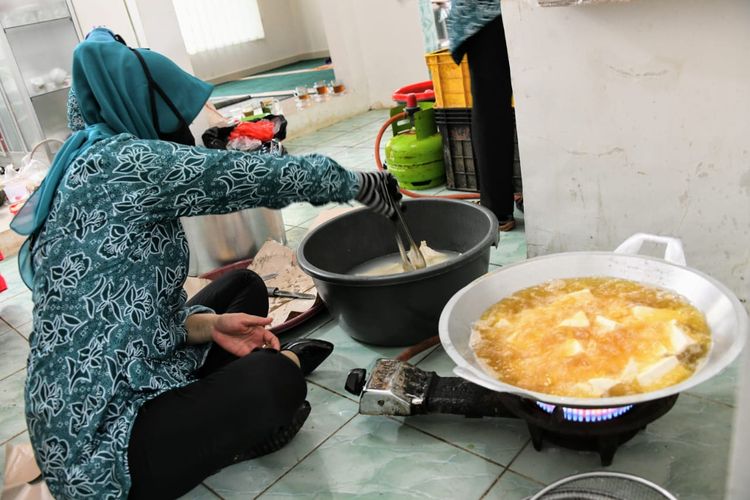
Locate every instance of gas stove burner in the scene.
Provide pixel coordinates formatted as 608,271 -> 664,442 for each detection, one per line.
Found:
535,402 -> 634,422
346,359 -> 680,467
512,395 -> 678,466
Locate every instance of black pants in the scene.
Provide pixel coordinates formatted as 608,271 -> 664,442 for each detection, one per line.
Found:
466,15 -> 516,221
127,270 -> 306,500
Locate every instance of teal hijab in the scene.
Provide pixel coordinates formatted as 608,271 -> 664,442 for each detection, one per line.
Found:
11,27 -> 213,288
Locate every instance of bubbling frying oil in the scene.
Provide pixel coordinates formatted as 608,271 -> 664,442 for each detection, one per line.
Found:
470,277 -> 711,398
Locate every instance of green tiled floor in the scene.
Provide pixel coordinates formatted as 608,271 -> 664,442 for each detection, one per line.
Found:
0,109 -> 737,499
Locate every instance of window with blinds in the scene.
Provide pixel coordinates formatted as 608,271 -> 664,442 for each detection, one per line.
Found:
172,0 -> 265,55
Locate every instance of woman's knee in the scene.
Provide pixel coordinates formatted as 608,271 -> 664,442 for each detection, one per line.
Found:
221,269 -> 269,316
220,269 -> 265,293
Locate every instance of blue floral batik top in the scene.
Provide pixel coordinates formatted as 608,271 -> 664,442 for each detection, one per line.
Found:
25,135 -> 358,498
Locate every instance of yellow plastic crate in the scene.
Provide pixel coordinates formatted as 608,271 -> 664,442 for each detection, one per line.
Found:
425,49 -> 472,108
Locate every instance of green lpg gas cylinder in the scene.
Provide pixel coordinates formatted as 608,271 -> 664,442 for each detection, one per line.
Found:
385,106 -> 445,190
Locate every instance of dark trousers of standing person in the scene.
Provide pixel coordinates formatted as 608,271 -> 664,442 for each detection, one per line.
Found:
127,270 -> 307,500
465,15 -> 516,227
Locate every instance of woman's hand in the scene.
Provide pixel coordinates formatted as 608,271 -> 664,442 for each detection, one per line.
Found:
211,313 -> 280,357
356,172 -> 402,219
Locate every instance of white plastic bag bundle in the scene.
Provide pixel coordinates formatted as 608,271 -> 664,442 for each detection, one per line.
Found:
227,136 -> 262,151
1,154 -> 50,204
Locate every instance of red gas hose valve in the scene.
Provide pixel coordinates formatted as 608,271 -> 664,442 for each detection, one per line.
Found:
404,93 -> 419,117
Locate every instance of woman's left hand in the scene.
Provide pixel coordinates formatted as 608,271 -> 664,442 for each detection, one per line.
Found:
211,313 -> 280,357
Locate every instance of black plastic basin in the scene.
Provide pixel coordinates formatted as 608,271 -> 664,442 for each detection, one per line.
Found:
297,199 -> 498,346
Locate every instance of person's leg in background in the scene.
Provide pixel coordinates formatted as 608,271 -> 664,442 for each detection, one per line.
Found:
466,15 -> 516,230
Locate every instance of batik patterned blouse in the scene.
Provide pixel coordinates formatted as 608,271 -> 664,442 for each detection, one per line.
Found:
446,0 -> 502,63
66,89 -> 86,132
26,134 -> 358,498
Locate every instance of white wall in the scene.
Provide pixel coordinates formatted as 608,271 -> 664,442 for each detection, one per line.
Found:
189,0 -> 329,81
319,0 -> 429,108
70,0 -> 427,110
502,0 -> 750,302
70,0 -> 139,44
72,0 -> 329,81
294,0 -> 328,54
125,0 -> 193,71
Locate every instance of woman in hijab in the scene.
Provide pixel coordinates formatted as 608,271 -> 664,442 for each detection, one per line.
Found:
13,28 -> 397,499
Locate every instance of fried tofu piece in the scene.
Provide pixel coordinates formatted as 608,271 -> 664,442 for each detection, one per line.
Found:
559,311 -> 590,328
637,356 -> 679,387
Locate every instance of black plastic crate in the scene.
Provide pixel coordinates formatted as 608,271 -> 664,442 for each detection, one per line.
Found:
434,108 -> 477,192
434,108 -> 522,194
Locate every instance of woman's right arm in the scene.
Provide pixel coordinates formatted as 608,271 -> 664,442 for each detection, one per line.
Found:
101,139 -> 361,224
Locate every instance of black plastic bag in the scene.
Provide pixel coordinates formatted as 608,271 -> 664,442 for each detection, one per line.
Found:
201,126 -> 235,150
202,114 -> 288,152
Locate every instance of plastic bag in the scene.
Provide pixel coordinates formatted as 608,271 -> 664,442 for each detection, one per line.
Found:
202,114 -> 289,150
229,121 -> 275,143
257,139 -> 287,156
242,114 -> 288,142
0,154 -> 50,204
1,443 -> 53,500
201,126 -> 235,150
227,136 -> 263,152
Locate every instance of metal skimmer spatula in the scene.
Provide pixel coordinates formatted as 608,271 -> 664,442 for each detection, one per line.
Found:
386,190 -> 426,272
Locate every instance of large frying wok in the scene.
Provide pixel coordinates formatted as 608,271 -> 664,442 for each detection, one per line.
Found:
439,233 -> 749,407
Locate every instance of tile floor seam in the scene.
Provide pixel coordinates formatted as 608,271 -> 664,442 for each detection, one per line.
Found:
478,467 -> 510,500
293,216 -> 317,228
306,379 -> 357,403
0,366 -> 25,384
503,441 -> 555,487
12,322 -> 31,340
502,467 -> 549,489
0,291 -> 29,305
0,318 -> 14,333
390,415 -> 520,469
413,345 -> 441,367
681,391 -> 735,410
297,318 -> 334,339
1,429 -> 28,447
305,379 -> 353,401
9,325 -> 29,342
199,482 -> 225,500
253,413 -> 359,499
7,328 -> 28,344
482,466 -> 547,499
505,468 -> 546,488
504,438 -> 532,466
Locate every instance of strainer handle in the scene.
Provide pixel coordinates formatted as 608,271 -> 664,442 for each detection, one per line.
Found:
614,233 -> 686,266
